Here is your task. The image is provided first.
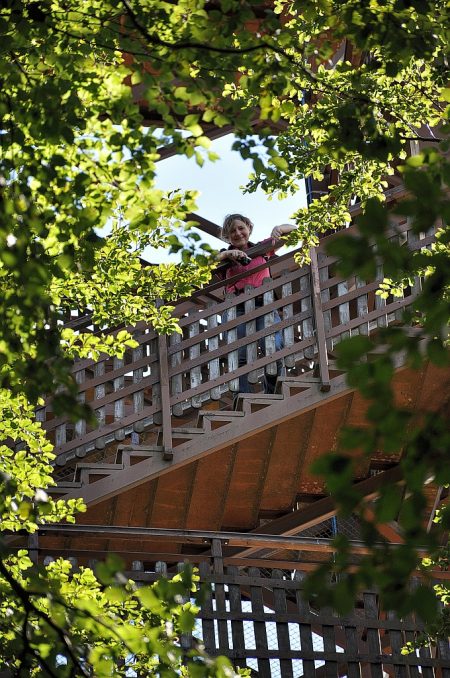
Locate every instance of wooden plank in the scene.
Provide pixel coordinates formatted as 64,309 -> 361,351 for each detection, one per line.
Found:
249,567 -> 271,678
272,569 -> 294,678
263,289 -> 278,376
418,642 -> 435,678
113,357 -> 125,442
337,280 -> 350,342
294,571 -> 315,678
74,367 -> 87,451
403,620 -> 421,678
363,592 -> 383,678
157,334 -> 172,457
132,338 -> 145,429
169,331 -> 184,416
386,610 -> 408,678
298,393 -> 354,494
261,410 -> 314,513
94,360 -> 106,448
244,290 -> 259,384
322,605 -> 339,678
310,247 -> 330,388
211,539 -> 229,653
225,294 -> 239,392
185,446 -> 237,530
189,318 -> 202,408
207,304 -> 221,399
437,635 -> 450,678
199,561 -> 216,652
344,618 -> 362,678
227,566 -> 247,670
300,272 -> 315,360
149,467 -> 197,529
177,562 -> 192,651
355,276 -> 369,336
281,277 -> 296,368
221,429 -> 274,529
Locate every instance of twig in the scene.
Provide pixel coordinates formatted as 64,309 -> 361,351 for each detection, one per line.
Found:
0,559 -> 90,677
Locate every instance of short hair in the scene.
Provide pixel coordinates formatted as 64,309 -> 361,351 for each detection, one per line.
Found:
221,214 -> 254,242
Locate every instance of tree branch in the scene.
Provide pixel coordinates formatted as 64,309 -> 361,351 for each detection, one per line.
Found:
0,559 -> 90,677
120,0 -> 317,82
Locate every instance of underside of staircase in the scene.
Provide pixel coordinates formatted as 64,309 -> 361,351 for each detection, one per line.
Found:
42,356 -> 449,566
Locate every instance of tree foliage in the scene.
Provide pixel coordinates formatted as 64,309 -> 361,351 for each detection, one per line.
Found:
0,0 -> 449,672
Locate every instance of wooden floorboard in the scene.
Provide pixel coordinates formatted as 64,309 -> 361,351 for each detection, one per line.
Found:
296,393 -> 354,496
221,429 -> 274,529
260,412 -> 313,512
185,446 -> 236,530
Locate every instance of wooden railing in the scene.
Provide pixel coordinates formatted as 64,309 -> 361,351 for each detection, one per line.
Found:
27,528 -> 450,678
38,212 -> 435,465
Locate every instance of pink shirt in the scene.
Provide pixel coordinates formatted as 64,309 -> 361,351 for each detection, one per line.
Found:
224,238 -> 275,294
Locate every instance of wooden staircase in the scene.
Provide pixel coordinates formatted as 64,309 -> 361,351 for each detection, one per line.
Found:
49,369 -> 342,497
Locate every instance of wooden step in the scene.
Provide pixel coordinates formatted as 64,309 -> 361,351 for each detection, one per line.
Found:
235,393 -> 284,414
50,480 -> 83,494
277,376 -> 322,397
116,444 -> 160,466
157,427 -> 206,446
75,463 -> 124,484
198,409 -> 245,432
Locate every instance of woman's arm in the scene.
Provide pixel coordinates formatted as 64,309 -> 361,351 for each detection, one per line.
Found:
271,223 -> 296,239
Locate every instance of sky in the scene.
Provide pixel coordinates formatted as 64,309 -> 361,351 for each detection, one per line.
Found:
146,134 -> 307,263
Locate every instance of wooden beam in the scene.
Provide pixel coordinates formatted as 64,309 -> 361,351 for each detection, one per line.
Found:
37,524 -> 422,555
223,465 -> 404,558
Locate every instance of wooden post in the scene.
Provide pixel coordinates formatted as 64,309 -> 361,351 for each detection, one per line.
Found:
157,333 -> 173,461
310,247 -> 330,391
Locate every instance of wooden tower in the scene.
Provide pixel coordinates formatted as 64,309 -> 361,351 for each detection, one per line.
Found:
26,35 -> 450,677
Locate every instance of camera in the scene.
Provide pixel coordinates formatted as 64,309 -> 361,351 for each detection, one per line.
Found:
240,255 -> 252,266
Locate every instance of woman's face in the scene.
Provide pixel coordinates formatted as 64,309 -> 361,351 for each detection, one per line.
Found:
228,219 -> 251,249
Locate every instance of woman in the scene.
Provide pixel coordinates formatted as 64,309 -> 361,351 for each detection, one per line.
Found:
217,213 -> 295,396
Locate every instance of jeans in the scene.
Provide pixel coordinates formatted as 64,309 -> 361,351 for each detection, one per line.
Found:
225,299 -> 284,394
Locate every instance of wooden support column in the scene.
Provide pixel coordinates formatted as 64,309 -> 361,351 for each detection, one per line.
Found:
310,246 -> 330,391
157,333 -> 173,461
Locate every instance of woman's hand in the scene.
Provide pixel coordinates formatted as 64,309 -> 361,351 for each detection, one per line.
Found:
271,224 -> 295,239
224,249 -> 250,263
